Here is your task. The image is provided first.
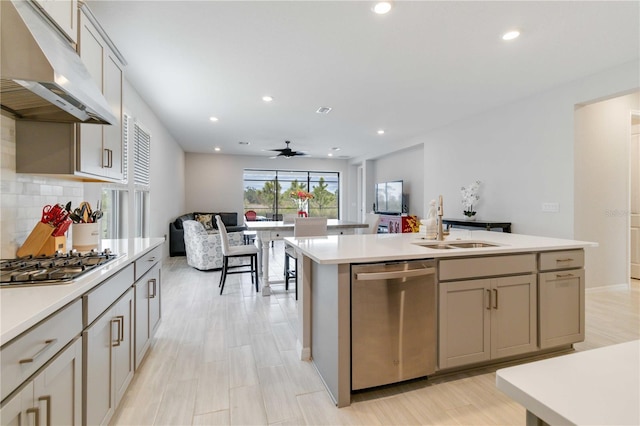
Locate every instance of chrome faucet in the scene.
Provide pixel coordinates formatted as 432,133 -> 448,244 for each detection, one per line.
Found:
437,195 -> 444,241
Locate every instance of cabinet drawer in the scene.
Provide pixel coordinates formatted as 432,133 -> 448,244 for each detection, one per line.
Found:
539,250 -> 584,271
135,246 -> 162,281
1,299 -> 82,402
84,264 -> 134,327
439,254 -> 536,281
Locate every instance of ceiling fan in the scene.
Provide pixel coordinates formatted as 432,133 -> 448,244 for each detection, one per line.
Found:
269,141 -> 307,158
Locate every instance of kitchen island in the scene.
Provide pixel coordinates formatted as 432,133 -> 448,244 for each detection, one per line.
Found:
284,230 -> 595,407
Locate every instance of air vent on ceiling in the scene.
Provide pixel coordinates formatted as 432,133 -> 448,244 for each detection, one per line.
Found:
316,106 -> 332,114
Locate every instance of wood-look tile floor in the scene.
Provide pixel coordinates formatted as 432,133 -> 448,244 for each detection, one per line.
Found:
111,242 -> 640,425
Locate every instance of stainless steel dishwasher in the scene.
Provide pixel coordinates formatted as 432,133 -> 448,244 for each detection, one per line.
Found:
351,259 -> 436,390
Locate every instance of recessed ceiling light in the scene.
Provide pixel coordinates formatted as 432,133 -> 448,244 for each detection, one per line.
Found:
214,147 -> 221,151
262,95 -> 274,102
316,106 -> 332,114
209,116 -> 219,122
328,153 -> 334,157
502,30 -> 520,41
373,1 -> 392,14
377,129 -> 385,135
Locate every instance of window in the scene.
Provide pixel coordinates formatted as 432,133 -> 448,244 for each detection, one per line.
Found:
243,169 -> 339,219
100,188 -> 128,239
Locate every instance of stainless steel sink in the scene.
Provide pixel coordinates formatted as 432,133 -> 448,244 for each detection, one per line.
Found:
446,242 -> 501,248
413,240 -> 502,250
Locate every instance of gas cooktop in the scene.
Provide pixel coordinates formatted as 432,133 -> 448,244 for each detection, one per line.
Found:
0,249 -> 120,287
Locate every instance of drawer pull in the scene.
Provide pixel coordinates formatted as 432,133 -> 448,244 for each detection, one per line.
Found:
19,339 -> 57,364
148,257 -> 156,262
493,288 -> 499,309
26,407 -> 40,426
556,273 -> 575,278
556,258 -> 574,262
39,395 -> 51,426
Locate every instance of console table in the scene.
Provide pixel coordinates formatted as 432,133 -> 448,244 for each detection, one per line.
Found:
443,218 -> 511,233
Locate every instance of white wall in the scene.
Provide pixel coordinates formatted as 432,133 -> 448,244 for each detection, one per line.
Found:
407,60 -> 638,288
121,79 -> 186,254
575,92 -> 640,288
184,153 -> 350,219
372,144 -> 424,217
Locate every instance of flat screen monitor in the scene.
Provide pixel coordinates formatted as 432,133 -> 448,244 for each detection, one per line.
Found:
376,180 -> 403,214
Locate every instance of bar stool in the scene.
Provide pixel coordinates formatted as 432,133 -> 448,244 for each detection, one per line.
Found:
216,215 -> 259,295
284,217 -> 327,299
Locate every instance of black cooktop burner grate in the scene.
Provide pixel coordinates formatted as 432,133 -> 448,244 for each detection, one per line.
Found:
0,249 -> 119,287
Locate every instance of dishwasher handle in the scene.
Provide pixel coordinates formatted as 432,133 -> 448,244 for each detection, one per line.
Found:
355,267 -> 435,281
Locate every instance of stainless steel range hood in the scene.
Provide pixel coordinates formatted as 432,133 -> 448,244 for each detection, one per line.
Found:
0,0 -> 116,124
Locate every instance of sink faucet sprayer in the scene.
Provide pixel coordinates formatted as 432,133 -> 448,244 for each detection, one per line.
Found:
437,195 -> 444,241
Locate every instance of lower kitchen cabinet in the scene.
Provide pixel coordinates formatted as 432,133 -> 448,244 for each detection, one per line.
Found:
84,288 -> 134,426
539,269 -> 585,349
134,262 -> 162,369
0,337 -> 82,425
439,274 -> 537,369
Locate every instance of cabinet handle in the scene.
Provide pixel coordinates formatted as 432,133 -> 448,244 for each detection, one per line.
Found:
148,257 -> 156,262
486,289 -> 491,310
148,278 -> 157,298
26,407 -> 39,426
111,317 -> 122,347
493,289 -> 498,309
556,258 -> 574,262
39,396 -> 51,426
19,339 -> 57,364
556,273 -> 575,278
103,148 -> 113,168
117,315 -> 124,343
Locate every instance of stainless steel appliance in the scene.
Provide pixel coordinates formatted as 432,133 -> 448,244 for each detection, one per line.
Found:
351,259 -> 437,390
0,249 -> 119,287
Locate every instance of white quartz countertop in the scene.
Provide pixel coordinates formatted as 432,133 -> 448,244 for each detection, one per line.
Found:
496,340 -> 640,425
284,230 -> 597,264
1,238 -> 164,345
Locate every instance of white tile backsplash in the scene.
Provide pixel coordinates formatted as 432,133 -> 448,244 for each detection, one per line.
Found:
1,115 -> 84,258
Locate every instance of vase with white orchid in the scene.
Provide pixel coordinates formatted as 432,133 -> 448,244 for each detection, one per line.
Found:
461,180 -> 481,219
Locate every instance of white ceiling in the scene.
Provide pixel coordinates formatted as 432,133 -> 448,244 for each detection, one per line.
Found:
89,1 -> 640,160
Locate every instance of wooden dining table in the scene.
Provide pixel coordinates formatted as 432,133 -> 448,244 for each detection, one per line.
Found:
244,219 -> 368,295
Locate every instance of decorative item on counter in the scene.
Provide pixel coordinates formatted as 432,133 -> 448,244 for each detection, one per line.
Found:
461,180 -> 481,220
424,199 -> 438,239
290,190 -> 313,217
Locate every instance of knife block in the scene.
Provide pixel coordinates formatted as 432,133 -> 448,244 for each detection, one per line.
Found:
36,236 -> 67,256
16,222 -> 54,257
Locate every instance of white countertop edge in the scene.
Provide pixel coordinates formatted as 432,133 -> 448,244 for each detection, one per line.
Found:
1,238 -> 165,345
284,231 -> 597,265
495,340 -> 640,426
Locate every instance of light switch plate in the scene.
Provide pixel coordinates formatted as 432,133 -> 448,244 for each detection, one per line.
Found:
542,202 -> 559,212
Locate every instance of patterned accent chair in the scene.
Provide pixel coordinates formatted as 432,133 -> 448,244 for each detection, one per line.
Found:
183,220 -> 244,270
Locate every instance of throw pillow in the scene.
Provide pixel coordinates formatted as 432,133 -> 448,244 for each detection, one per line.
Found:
195,213 -> 214,230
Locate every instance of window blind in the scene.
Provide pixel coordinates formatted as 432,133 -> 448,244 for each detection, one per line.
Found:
133,121 -> 151,187
122,114 -> 129,183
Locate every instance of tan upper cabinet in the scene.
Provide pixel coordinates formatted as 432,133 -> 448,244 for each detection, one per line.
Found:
15,2 -> 124,183
33,0 -> 78,43
77,4 -> 123,181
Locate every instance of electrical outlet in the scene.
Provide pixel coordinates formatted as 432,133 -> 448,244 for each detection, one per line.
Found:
542,202 -> 559,212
